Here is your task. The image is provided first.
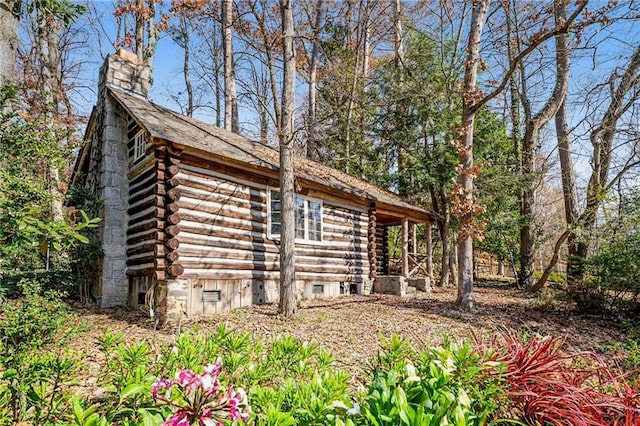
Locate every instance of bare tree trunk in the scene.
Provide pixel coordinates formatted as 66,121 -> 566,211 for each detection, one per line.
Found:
431,185 -> 450,287
135,0 -> 144,61
179,15 -> 193,116
566,44 -> 640,301
519,0 -> 571,289
146,0 -> 157,70
307,0 -> 324,161
450,234 -> 459,288
223,0 -> 239,133
393,0 -> 409,195
426,223 -> 434,281
212,32 -> 222,127
279,0 -> 296,316
0,0 -> 20,87
455,0 -> 489,312
39,12 -> 64,222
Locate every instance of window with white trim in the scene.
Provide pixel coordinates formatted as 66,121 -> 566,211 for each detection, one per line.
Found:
132,130 -> 147,161
268,189 -> 322,242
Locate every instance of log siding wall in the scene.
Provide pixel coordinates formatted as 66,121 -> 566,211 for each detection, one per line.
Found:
167,156 -> 370,313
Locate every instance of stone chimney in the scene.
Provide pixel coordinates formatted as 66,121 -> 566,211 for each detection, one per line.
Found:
89,49 -> 150,308
98,49 -> 150,98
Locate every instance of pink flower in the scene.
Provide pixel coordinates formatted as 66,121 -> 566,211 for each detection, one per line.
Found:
152,379 -> 173,399
204,358 -> 222,376
153,361 -> 250,425
163,411 -> 190,426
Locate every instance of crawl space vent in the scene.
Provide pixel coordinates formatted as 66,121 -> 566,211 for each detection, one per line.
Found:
203,290 -> 222,302
312,284 -> 324,295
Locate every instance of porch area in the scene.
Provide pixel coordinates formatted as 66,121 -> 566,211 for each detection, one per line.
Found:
368,205 -> 435,296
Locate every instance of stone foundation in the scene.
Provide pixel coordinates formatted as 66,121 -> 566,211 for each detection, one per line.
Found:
373,276 -> 408,296
408,277 -> 432,293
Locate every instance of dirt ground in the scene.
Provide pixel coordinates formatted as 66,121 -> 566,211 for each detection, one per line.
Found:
70,281 -> 626,379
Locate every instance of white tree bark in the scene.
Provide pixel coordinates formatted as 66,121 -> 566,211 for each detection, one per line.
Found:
0,0 -> 20,87
307,0 -> 324,160
223,0 -> 239,133
456,0 -> 489,312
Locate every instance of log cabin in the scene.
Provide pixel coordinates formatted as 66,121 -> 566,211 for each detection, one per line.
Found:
69,50 -> 435,321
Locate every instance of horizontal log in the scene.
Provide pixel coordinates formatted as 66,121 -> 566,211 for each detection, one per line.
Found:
126,242 -> 155,257
167,213 -> 181,225
177,244 -> 367,265
168,263 -> 184,277
167,202 -> 180,214
129,167 -> 156,195
155,270 -> 166,281
181,269 -> 368,282
179,258 -> 367,275
176,235 -> 366,259
181,155 -> 276,189
174,186 -> 265,213
156,183 -> 166,196
177,225 -> 365,250
179,197 -> 266,222
128,218 -> 158,236
177,171 -> 267,203
167,143 -> 183,157
166,251 -> 180,262
166,225 -> 180,237
154,258 -> 166,269
127,266 -> 156,277
178,209 -> 266,233
127,255 -> 156,266
167,164 -> 180,177
129,205 -> 158,224
167,155 -> 181,165
126,231 -> 156,246
127,195 -> 158,216
167,188 -> 181,201
154,245 -> 165,257
165,238 -> 180,250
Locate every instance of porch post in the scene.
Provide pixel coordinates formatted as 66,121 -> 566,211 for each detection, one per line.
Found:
425,222 -> 433,281
411,223 -> 417,255
401,217 -> 409,277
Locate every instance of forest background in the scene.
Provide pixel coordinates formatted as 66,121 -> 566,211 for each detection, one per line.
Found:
1,0 -> 640,314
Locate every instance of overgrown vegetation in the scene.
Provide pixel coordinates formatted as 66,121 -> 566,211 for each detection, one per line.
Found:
1,296 -> 638,425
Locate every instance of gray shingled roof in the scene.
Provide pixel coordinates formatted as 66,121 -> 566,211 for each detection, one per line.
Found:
109,87 -> 433,221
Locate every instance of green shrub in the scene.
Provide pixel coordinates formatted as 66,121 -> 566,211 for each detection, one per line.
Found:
354,336 -> 506,425
0,281 -> 83,425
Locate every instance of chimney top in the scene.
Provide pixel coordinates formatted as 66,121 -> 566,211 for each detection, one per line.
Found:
116,48 -> 139,65
98,50 -> 150,98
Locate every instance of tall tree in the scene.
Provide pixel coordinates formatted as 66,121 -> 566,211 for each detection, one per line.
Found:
516,0 -> 572,289
0,0 -> 21,86
534,43 -> 640,297
222,0 -> 239,132
455,0 -> 489,311
278,0 -> 296,316
305,0 -> 324,160
114,0 -> 161,68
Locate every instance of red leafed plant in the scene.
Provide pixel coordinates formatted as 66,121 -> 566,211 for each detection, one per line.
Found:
475,330 -> 640,425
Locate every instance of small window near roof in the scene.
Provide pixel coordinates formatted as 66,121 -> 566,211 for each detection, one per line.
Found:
133,130 -> 147,161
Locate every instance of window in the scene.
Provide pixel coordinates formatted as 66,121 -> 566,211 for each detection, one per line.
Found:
132,130 -> 147,161
268,189 -> 322,242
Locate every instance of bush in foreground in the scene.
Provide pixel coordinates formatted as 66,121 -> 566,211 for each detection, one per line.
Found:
2,293 -> 640,425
